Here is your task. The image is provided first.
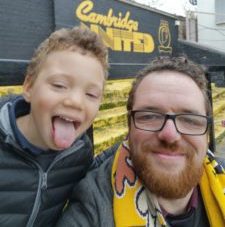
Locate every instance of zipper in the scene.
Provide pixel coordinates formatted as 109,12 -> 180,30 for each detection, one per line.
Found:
3,134 -> 86,226
26,139 -> 85,226
26,168 -> 44,227
41,172 -> 48,190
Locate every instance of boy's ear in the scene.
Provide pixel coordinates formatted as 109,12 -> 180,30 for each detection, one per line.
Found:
23,75 -> 33,102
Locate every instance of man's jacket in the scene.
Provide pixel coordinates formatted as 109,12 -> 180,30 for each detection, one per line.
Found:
56,142 -> 225,227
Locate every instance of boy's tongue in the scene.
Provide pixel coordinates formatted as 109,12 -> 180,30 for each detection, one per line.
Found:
53,117 -> 76,149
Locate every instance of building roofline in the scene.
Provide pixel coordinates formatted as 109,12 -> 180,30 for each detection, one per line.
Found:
116,0 -> 179,19
179,39 -> 225,56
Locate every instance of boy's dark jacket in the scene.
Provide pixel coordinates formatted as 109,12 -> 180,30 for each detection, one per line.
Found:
0,95 -> 93,227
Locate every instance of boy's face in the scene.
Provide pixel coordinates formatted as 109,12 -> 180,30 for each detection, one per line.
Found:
19,50 -> 105,150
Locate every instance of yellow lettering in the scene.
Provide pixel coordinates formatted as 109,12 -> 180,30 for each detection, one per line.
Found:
82,23 -> 154,53
133,32 -> 144,52
107,28 -> 122,51
143,34 -> 154,52
76,0 -> 139,31
133,33 -> 154,53
91,24 -> 115,49
76,0 -> 155,53
76,0 -> 94,22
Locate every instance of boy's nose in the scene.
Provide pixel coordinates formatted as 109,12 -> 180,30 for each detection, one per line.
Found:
63,91 -> 84,110
158,119 -> 181,143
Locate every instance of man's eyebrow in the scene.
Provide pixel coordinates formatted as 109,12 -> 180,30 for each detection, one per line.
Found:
132,107 -> 205,115
133,106 -> 159,111
179,109 -> 204,115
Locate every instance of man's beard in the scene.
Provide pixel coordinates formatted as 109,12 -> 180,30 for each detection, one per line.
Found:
129,139 -> 203,199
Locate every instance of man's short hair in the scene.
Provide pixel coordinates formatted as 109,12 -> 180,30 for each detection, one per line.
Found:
127,56 -> 211,127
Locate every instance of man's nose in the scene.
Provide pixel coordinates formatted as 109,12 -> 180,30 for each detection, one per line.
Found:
158,119 -> 181,143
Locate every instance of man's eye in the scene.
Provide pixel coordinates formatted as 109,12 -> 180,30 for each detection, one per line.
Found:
179,116 -> 204,126
137,114 -> 160,121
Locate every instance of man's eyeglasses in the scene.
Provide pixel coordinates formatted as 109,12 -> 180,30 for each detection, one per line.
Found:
130,110 -> 211,136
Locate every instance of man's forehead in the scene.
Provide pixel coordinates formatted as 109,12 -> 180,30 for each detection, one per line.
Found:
133,71 -> 206,113
135,71 -> 202,95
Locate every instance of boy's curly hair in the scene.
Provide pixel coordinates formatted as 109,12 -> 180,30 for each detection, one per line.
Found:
26,26 -> 108,83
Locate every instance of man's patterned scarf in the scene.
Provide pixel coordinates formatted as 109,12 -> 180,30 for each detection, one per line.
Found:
111,140 -> 225,227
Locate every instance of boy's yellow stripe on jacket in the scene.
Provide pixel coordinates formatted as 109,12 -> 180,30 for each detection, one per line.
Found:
112,141 -> 225,227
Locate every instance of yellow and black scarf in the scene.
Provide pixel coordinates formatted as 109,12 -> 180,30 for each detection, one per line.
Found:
112,140 -> 225,227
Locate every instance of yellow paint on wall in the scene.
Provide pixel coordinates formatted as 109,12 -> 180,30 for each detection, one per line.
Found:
0,85 -> 23,96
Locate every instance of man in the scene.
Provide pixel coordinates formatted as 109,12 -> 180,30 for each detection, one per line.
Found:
57,56 -> 225,227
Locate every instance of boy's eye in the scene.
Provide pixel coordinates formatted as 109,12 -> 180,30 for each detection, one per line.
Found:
52,83 -> 67,89
86,93 -> 98,99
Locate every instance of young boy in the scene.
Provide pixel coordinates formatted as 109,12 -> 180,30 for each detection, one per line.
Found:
0,26 -> 108,227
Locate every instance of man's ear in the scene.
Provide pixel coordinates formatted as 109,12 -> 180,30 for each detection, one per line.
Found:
23,75 -> 33,102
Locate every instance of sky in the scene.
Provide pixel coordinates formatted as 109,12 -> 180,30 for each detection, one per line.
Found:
134,0 -> 196,16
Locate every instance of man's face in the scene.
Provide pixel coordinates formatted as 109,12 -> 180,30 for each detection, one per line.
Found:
128,71 -> 208,199
18,50 -> 104,150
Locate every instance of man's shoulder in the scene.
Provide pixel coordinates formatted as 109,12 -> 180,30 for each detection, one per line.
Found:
207,150 -> 225,168
72,151 -> 115,201
63,151 -> 115,226
86,153 -> 115,183
215,156 -> 225,167
92,142 -> 119,168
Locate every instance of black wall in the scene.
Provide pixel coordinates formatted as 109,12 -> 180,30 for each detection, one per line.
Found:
0,0 -> 54,59
0,0 -> 177,84
0,0 -> 54,85
176,40 -> 225,86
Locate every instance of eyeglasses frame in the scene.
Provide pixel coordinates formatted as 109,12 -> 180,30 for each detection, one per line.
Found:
129,110 -> 212,136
